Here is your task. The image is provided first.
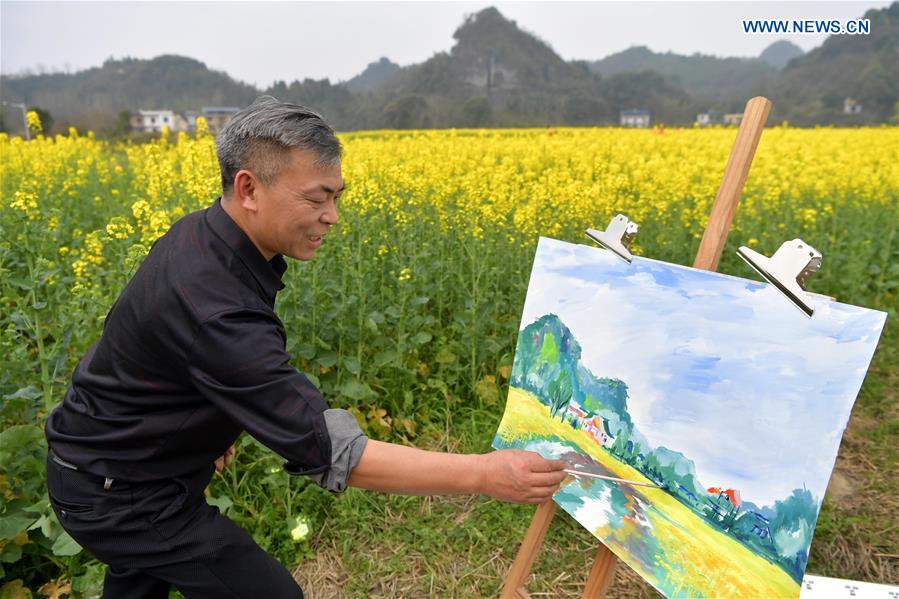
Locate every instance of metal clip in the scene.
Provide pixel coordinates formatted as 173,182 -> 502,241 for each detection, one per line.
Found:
103,477 -> 114,491
737,239 -> 822,317
586,214 -> 638,263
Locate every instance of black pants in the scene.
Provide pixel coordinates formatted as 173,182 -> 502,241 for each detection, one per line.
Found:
46,451 -> 303,599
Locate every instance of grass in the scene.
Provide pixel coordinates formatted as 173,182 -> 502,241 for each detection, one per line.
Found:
803,320 -> 898,585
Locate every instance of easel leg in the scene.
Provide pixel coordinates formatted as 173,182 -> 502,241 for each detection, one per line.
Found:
500,501 -> 557,599
581,544 -> 618,598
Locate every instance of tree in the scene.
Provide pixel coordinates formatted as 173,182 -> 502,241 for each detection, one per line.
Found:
462,97 -> 492,127
27,106 -> 53,134
562,95 -> 609,125
769,489 -> 817,560
382,95 -> 430,129
610,430 -> 631,458
110,109 -> 132,138
547,373 -> 572,418
767,488 -> 818,581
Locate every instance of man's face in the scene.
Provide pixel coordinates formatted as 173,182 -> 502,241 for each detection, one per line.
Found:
252,148 -> 344,261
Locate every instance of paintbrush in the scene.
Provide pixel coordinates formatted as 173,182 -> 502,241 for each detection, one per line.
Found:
563,468 -> 662,488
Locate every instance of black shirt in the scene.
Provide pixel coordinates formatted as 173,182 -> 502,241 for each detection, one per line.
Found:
45,197 -> 332,482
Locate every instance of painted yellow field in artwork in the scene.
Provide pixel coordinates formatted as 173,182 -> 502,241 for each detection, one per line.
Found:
496,387 -> 801,598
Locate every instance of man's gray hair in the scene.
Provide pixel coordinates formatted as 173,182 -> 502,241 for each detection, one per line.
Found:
215,96 -> 342,194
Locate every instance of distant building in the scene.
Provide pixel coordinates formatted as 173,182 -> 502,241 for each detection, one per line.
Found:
184,110 -> 201,130
723,113 -> 743,127
202,107 -> 241,133
130,110 -> 178,133
171,114 -> 190,132
620,109 -> 651,128
696,112 -> 712,127
843,97 -> 863,114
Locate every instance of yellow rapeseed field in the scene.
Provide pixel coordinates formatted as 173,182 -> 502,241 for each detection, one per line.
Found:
3,123 -> 896,300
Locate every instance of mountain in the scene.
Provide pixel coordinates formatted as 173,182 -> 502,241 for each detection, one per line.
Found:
767,3 -> 899,125
263,78 -> 359,131
444,6 -> 587,95
379,6 -> 613,127
1,4 -> 895,132
345,57 -> 401,92
591,46 -> 779,109
641,446 -> 707,501
0,55 -> 259,133
759,41 -> 804,69
511,314 -> 634,434
376,7 -> 700,127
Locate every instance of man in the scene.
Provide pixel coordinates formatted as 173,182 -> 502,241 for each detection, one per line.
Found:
44,96 -> 566,598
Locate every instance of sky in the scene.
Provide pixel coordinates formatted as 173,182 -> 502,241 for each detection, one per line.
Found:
518,237 -> 886,507
1,1 -> 891,88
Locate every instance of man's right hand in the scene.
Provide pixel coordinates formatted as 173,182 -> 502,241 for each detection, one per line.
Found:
475,449 -> 567,504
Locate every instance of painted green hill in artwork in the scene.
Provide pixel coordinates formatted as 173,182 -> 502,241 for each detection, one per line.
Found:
511,313 -> 633,434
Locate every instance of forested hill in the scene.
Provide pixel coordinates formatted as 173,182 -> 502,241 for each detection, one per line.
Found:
591,45 -> 784,109
511,314 -> 635,435
0,56 -> 260,133
768,2 -> 899,125
1,3 -> 896,134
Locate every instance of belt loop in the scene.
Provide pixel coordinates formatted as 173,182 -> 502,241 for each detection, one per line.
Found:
103,477 -> 114,491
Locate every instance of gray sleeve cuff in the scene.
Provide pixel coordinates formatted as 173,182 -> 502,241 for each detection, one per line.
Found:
303,408 -> 368,493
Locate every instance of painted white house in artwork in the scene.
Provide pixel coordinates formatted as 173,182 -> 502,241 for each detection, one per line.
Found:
565,403 -> 616,448
566,403 -> 586,420
583,416 -> 616,448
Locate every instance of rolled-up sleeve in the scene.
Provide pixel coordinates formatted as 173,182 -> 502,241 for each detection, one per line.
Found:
188,308 -> 348,480
290,409 -> 367,492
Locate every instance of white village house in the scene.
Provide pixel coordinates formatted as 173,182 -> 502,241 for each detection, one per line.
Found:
723,113 -> 743,127
130,110 -> 188,133
565,403 -> 616,448
201,107 -> 241,133
843,97 -> 863,114
129,106 -> 240,134
565,403 -> 586,420
620,109 -> 651,128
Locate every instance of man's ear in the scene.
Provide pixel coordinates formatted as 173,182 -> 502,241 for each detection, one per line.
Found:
232,169 -> 260,213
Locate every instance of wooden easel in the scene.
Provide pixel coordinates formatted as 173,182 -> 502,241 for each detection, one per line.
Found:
499,96 -> 773,599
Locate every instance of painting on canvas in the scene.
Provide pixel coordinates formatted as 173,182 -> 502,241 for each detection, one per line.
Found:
492,237 -> 887,598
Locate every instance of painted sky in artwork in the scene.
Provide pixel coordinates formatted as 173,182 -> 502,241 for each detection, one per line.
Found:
519,237 -> 886,506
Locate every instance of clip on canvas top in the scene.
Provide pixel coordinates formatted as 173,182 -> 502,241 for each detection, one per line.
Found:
586,214 -> 638,263
737,239 -> 825,317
